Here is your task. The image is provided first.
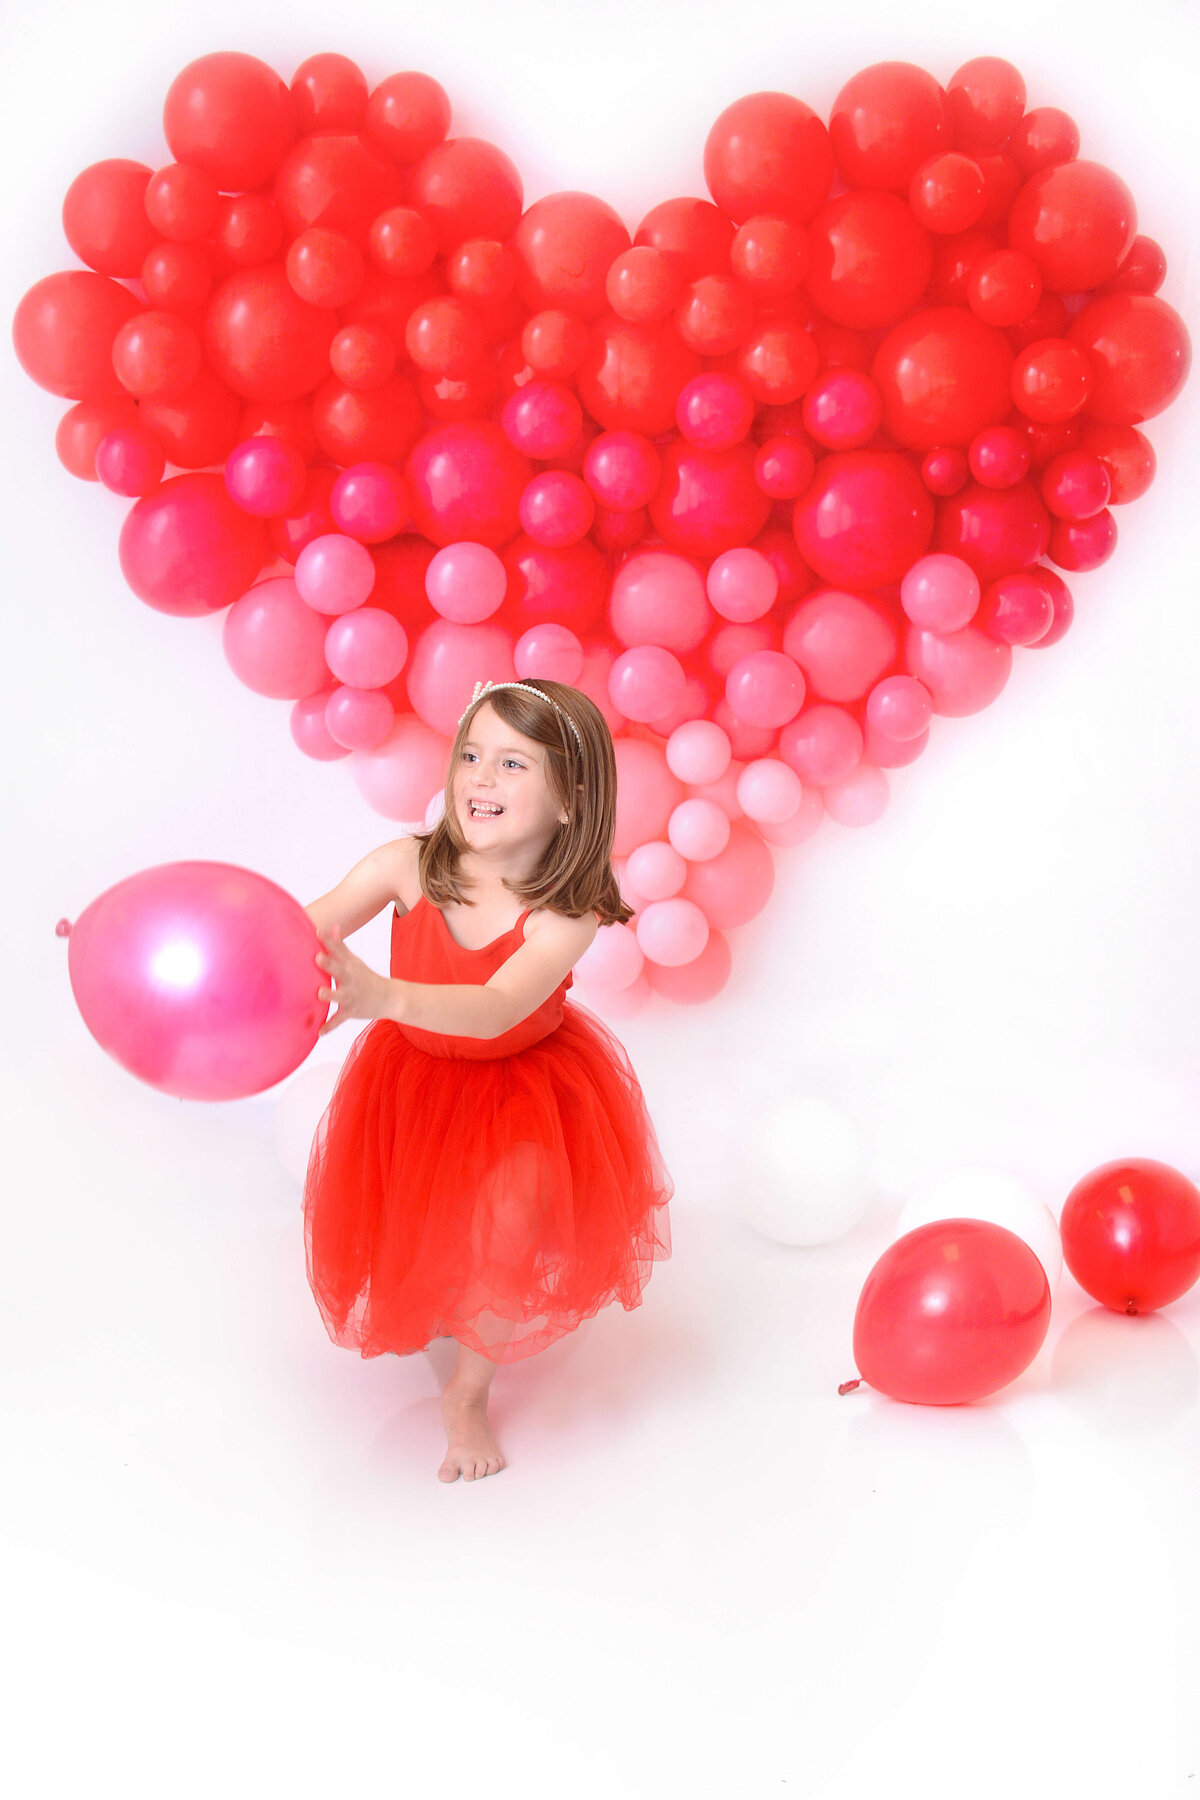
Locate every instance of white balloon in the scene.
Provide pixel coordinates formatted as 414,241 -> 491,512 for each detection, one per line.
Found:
273,1061 -> 343,1186
737,1095 -> 874,1246
894,1166 -> 1063,1291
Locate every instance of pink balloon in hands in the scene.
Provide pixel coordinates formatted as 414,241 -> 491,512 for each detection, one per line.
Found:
62,862 -> 327,1100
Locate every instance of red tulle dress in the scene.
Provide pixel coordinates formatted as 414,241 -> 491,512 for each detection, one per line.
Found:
302,895 -> 674,1365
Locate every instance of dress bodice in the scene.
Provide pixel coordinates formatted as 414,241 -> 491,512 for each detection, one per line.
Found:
388,894 -> 573,1060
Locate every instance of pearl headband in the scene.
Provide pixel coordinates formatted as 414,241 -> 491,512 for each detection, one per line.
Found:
457,679 -> 583,751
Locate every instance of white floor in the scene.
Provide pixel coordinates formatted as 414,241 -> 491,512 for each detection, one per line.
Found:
6,1038 -> 1198,1800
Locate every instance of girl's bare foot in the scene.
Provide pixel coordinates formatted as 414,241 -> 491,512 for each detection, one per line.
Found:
439,1381 -> 507,1482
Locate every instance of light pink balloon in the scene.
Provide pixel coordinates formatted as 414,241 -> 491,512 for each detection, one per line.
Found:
778,702 -> 863,785
625,839 -> 688,899
613,738 -> 685,856
610,549 -> 710,652
865,721 -> 931,768
822,760 -> 890,825
594,970 -> 653,1016
325,686 -> 396,750
64,861 -> 324,1100
666,717 -> 733,785
635,897 -> 710,966
736,757 -> 803,822
680,822 -> 774,928
294,533 -> 377,614
866,673 -> 933,741
405,619 -> 516,736
324,608 -> 408,687
782,589 -> 899,701
726,650 -> 806,728
352,712 -> 450,821
643,929 -> 733,1003
575,920 -> 644,992
425,541 -> 507,621
900,553 -> 981,631
609,645 -> 687,723
290,690 -> 350,761
706,547 -> 778,622
756,787 -> 825,845
223,577 -> 330,697
667,797 -> 731,860
514,622 -> 584,683
905,624 -> 1013,716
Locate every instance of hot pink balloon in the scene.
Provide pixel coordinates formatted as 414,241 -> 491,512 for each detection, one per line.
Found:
676,372 -> 755,449
225,434 -> 308,516
331,461 -> 408,541
978,572 -> 1056,646
223,577 -> 330,697
518,470 -> 595,546
118,472 -> 267,617
324,608 -> 408,688
865,673 -> 933,740
501,381 -> 583,458
583,430 -> 661,510
778,702 -> 863,785
609,645 -> 688,722
63,861 -> 325,1100
635,897 -> 710,966
325,685 -> 396,749
900,553 -> 981,630
905,622 -> 1013,715
666,718 -> 733,785
667,797 -> 731,860
294,533 -> 377,613
822,760 -> 890,825
95,427 -> 165,496
610,549 -> 710,652
864,720 -> 930,769
514,622 -> 584,683
291,690 -> 351,761
782,589 -> 899,702
707,546 -> 779,621
736,757 -> 803,822
405,618 -> 516,737
802,368 -> 884,450
613,737 -> 685,856
726,649 -> 806,728
425,541 -> 508,621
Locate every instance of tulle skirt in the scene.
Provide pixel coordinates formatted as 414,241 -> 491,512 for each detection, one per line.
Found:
302,1002 -> 674,1365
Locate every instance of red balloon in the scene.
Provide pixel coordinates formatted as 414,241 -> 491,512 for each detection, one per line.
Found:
908,152 -> 986,234
1060,1158 -> 1200,1314
605,246 -> 682,324
500,534 -> 610,633
112,310 -> 203,400
730,216 -> 809,295
1077,421 -> 1155,503
1040,451 -> 1110,521
703,91 -> 834,224
141,241 -> 215,313
1008,160 -> 1137,293
118,472 -> 267,615
805,191 -> 932,330
794,449 -> 934,587
213,192 -> 286,266
406,136 -> 524,254
851,1218 -> 1051,1404
363,71 -> 452,164
1047,508 -> 1117,572
1066,293 -> 1191,425
512,192 -> 631,320
144,162 -> 221,243
1008,107 -> 1080,178
871,306 -> 1013,449
946,57 -> 1026,152
273,133 -> 404,249
1096,234 -> 1167,298
137,366 -> 243,468
936,478 -> 1051,582
577,314 -> 702,435
163,51 -> 298,190
829,61 -> 949,192
1010,337 -> 1093,423
675,273 -> 756,356
290,53 -> 369,132
286,228 -> 366,309
634,197 -> 735,279
964,248 -> 1042,327
62,159 -> 158,277
204,263 -> 339,402
13,270 -> 141,400
736,316 -> 820,405
649,441 -> 772,559
55,394 -> 141,479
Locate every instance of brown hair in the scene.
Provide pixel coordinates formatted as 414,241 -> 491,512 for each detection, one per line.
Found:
411,679 -> 634,926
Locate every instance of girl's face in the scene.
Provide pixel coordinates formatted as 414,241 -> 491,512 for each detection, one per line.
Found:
452,704 -> 568,859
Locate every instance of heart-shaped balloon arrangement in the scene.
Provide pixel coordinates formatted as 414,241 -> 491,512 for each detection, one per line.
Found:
14,49 -> 1192,1005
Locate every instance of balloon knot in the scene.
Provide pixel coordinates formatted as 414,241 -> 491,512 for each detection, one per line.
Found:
1125,1299 -> 1139,1315
55,917 -> 72,938
837,1378 -> 862,1395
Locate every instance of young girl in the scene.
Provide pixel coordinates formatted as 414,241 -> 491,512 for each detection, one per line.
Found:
301,677 -> 674,1484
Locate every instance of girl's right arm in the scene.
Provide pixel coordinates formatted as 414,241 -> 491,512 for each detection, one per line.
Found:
304,839 -> 413,939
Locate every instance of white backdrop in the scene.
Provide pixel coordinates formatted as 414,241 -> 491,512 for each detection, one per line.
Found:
5,0 -> 1197,1215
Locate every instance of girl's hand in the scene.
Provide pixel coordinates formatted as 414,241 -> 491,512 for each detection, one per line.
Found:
314,926 -> 394,1037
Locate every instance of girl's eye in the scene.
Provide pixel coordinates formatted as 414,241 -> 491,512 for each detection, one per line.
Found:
462,752 -> 524,769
